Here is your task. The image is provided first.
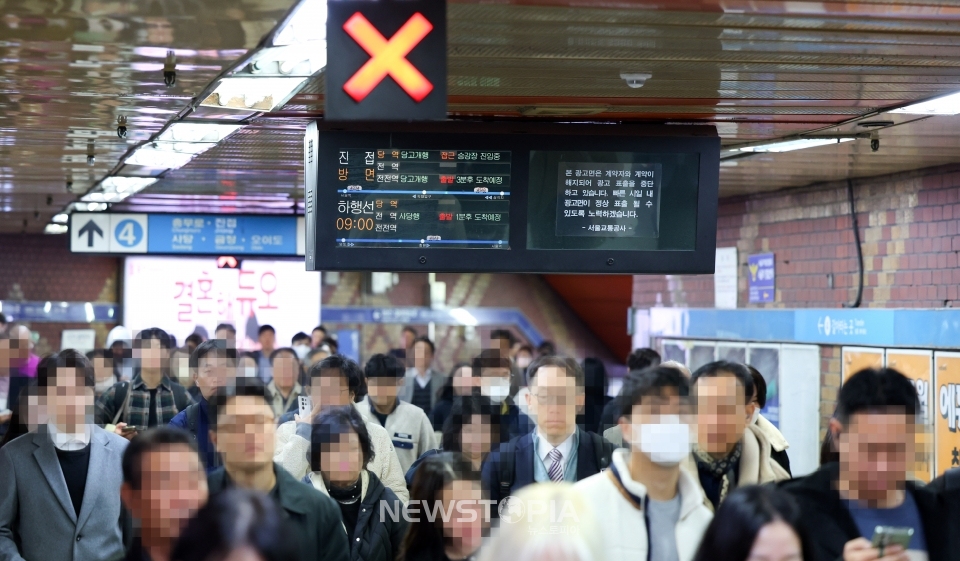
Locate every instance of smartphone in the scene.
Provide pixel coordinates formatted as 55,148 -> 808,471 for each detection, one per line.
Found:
121,425 -> 146,433
871,526 -> 914,557
298,395 -> 313,418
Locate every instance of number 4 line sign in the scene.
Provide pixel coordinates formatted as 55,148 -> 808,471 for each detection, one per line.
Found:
69,213 -> 148,254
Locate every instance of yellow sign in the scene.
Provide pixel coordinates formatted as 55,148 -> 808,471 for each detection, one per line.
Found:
841,347 -> 884,384
886,351 -> 933,482
935,353 -> 960,476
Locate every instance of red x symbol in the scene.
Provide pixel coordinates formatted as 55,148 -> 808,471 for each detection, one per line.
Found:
342,12 -> 434,103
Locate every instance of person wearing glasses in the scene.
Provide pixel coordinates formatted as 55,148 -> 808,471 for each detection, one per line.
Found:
481,355 -> 617,509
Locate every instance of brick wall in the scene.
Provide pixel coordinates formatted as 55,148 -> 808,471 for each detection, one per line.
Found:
0,234 -> 120,353
635,163 -> 960,437
634,163 -> 960,309
820,345 -> 842,438
322,272 -> 619,374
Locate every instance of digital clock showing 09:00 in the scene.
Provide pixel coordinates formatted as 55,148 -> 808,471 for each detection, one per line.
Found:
335,217 -> 375,231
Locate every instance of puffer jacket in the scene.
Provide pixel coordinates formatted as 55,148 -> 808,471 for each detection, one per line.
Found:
306,470 -> 408,561
274,411 -> 410,503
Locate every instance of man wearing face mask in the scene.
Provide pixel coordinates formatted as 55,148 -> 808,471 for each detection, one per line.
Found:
690,361 -> 790,510
481,355 -> 615,508
576,366 -> 712,561
291,332 -> 312,362
472,349 -> 534,444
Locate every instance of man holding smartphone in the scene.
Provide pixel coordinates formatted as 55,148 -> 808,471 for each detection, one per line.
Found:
781,368 -> 959,561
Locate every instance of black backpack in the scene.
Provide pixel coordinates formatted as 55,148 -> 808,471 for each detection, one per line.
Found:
497,431 -> 614,498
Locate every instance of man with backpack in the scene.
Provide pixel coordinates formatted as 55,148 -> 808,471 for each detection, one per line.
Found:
169,339 -> 238,472
481,355 -> 617,509
96,328 -> 192,439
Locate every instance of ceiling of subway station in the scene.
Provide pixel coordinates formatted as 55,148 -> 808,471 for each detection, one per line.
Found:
4,0 -> 960,231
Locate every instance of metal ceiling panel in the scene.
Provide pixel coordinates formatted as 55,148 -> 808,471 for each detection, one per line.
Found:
6,0 -> 960,231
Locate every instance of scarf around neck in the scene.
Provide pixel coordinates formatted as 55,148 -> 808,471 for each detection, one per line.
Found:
328,477 -> 362,505
694,441 -> 742,477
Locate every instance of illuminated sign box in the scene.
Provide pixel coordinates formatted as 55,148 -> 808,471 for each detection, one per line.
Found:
326,0 -> 446,121
304,122 -> 720,274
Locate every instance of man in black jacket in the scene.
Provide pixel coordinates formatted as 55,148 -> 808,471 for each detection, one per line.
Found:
481,355 -> 616,507
781,367 -> 959,561
207,377 -> 349,561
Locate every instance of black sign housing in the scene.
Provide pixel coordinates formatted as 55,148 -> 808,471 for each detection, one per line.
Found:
304,121 -> 719,274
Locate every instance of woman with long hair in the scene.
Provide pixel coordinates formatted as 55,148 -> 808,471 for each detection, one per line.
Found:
692,485 -> 813,561
405,396 -> 501,485
431,362 -> 475,428
398,453 -> 486,561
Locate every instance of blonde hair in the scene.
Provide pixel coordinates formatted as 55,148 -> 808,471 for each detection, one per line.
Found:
661,360 -> 691,378
479,483 -> 603,561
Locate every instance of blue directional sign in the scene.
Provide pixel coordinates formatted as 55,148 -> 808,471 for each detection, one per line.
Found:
114,219 -> 144,248
147,215 -> 298,256
70,213 -> 304,256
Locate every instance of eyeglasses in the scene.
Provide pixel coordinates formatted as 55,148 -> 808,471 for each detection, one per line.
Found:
530,393 -> 575,406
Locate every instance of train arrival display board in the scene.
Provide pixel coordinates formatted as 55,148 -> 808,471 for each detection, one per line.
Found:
304,122 -> 719,274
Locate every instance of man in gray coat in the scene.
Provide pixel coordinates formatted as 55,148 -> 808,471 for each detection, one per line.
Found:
398,336 -> 445,421
0,350 -> 129,561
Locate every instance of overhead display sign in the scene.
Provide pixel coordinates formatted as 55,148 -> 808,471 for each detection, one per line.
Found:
304,122 -> 721,274
334,148 -> 511,249
748,252 -> 775,303
69,214 -> 306,257
326,0 -> 446,121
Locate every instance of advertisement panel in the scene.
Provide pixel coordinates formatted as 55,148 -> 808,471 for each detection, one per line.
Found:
123,256 -> 320,351
935,353 -> 960,476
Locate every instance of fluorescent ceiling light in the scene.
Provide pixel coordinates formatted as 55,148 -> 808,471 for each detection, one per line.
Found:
145,141 -> 216,155
249,44 -> 326,76
44,224 -> 68,235
738,138 -> 855,153
158,123 -> 241,143
68,202 -> 108,212
891,91 -> 960,116
124,143 -> 201,169
101,176 -> 157,193
82,176 -> 158,203
208,77 -> 307,111
52,213 -> 69,224
274,0 -> 327,46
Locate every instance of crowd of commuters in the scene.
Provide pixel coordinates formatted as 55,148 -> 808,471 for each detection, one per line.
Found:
1,315 -> 960,561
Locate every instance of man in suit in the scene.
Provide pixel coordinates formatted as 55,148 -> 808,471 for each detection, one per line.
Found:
398,336 -> 445,420
0,350 -> 130,561
481,355 -> 617,507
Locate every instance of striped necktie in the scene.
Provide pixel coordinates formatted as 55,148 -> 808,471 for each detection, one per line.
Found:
547,448 -> 564,482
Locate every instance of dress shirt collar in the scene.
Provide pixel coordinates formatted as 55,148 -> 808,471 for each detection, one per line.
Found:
535,428 -> 576,464
48,423 -> 92,451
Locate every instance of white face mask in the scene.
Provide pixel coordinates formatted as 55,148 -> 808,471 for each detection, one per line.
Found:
481,377 -> 511,403
750,408 -> 761,425
516,356 -> 531,369
241,366 -> 258,378
293,345 -> 310,361
633,414 -> 692,466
